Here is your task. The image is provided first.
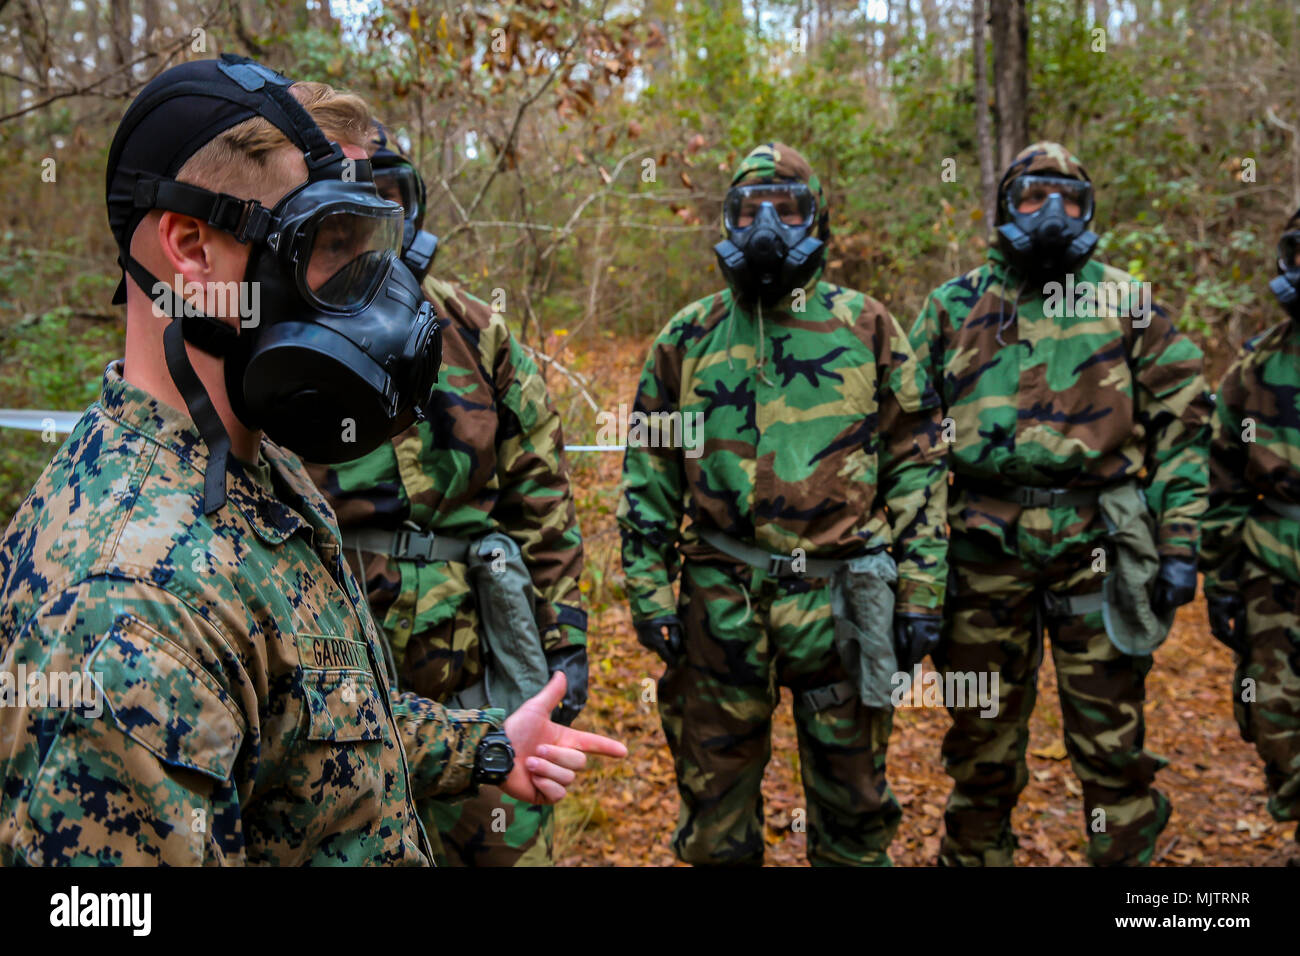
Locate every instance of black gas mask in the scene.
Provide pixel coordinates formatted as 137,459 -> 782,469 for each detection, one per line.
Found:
111,55 -> 441,512
371,124 -> 438,281
997,175 -> 1099,281
714,182 -> 824,309
1269,229 -> 1300,321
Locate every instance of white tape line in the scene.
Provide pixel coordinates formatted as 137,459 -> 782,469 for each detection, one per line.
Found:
0,410 -> 82,434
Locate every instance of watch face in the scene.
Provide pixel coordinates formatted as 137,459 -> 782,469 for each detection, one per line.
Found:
480,744 -> 512,775
475,732 -> 515,783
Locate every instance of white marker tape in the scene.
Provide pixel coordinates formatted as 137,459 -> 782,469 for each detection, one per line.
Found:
0,410 -> 82,434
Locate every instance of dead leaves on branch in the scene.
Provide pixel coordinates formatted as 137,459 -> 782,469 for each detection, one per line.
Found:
379,1 -> 641,112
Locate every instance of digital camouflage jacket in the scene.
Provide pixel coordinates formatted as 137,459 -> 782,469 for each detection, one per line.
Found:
908,142 -> 1211,563
309,277 -> 585,697
618,143 -> 949,619
0,364 -> 498,866
1202,318 -> 1300,592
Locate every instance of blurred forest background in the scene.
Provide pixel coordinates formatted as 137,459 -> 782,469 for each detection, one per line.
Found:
1,1 -> 1298,864
3,0 -> 1299,510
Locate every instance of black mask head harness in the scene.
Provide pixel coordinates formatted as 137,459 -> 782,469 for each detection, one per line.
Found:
106,55 -> 440,513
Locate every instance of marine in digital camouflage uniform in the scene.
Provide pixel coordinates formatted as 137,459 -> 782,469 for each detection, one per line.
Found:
0,60 -> 622,867
909,142 -> 1212,866
1201,209 -> 1300,859
309,276 -> 586,867
618,143 -> 949,866
0,364 -> 499,865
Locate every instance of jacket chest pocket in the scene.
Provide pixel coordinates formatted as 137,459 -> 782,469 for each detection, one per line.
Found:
295,633 -> 386,742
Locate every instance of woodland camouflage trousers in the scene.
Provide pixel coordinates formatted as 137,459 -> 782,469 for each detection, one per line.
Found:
935,536 -> 1171,866
656,560 -> 902,866
1233,564 -> 1300,828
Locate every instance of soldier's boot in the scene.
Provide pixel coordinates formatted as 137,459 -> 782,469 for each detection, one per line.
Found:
1238,571 -> 1300,831
1047,602 -> 1169,866
936,559 -> 1043,866
660,562 -> 774,866
424,788 -> 554,866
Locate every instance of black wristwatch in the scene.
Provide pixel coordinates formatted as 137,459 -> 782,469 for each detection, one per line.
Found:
472,729 -> 515,786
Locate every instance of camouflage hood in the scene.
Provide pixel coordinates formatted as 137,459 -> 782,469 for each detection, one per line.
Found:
995,140 -> 1091,227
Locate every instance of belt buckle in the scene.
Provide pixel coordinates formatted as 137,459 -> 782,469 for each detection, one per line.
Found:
766,553 -> 794,578
394,530 -> 436,563
1019,487 -> 1064,508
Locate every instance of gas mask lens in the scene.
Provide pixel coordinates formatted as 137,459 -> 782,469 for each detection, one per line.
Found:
374,163 -> 422,223
1005,175 -> 1093,221
724,183 -> 816,231
303,206 -> 403,311
1277,231 -> 1300,272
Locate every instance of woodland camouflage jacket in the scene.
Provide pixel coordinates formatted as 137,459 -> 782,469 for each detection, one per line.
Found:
617,280 -> 950,619
909,245 -> 1211,562
1202,318 -> 1300,592
909,143 -> 1212,564
619,144 -> 948,620
309,277 -> 586,696
0,364 -> 497,865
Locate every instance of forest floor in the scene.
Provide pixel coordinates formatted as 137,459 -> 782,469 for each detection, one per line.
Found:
545,331 -> 1294,867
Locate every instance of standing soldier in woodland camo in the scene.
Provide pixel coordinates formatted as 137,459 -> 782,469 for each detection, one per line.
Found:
308,130 -> 588,867
1201,208 -> 1300,867
618,142 -> 949,866
909,141 -> 1212,866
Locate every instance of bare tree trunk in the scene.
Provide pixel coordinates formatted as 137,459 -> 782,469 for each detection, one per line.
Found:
143,0 -> 160,51
990,0 -> 1029,171
881,0 -> 897,68
922,0 -> 939,39
973,0 -> 997,229
15,0 -> 53,95
313,0 -> 337,32
1092,0 -> 1107,27
110,0 -> 131,93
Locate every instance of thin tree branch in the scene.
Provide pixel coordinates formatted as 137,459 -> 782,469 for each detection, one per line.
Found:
458,0 -> 610,225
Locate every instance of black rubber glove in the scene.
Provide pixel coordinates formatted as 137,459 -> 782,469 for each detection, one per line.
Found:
1206,593 -> 1247,655
635,615 -> 685,667
893,613 -> 943,671
1151,556 -> 1198,617
544,644 -> 588,726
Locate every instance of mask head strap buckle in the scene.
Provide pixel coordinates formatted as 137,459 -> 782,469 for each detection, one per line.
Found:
132,178 -> 272,244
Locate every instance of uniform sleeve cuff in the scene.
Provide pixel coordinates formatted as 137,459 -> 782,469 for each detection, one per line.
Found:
405,707 -> 501,798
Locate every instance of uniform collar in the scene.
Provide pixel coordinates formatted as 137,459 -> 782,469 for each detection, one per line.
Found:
97,361 -> 311,546
727,277 -> 823,320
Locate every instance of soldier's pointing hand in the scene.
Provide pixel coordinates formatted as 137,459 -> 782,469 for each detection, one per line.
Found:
502,671 -> 628,804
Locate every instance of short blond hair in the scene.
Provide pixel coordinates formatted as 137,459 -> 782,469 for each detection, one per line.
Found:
176,80 -> 374,201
